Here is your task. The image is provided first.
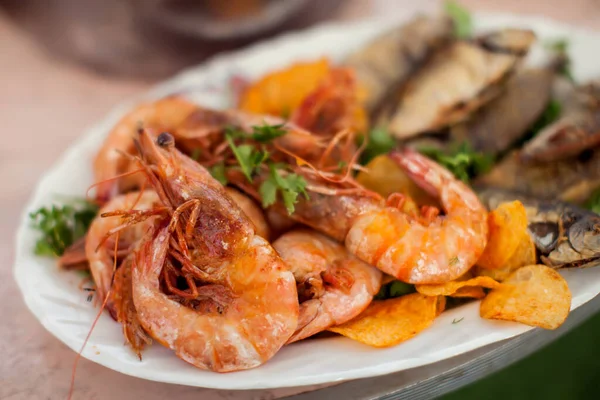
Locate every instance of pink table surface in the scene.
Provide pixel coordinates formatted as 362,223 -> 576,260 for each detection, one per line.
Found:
3,1 -> 600,399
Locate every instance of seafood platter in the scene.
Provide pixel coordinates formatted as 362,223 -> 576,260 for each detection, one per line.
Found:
14,2 -> 600,391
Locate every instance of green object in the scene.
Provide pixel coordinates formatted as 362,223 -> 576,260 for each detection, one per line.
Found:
418,142 -> 494,183
259,164 -> 309,214
585,188 -> 600,214
445,1 -> 473,39
442,310 -> 600,400
209,162 -> 228,185
359,128 -> 396,165
544,38 -> 575,82
30,200 -> 98,257
374,280 -> 415,300
226,133 -> 269,182
190,148 -> 202,161
250,123 -> 287,142
518,99 -> 562,147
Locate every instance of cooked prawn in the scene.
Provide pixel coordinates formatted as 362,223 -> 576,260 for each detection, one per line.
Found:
85,190 -> 160,308
130,129 -> 298,372
254,149 -> 488,284
94,97 -> 199,202
224,187 -> 271,240
273,230 -> 382,343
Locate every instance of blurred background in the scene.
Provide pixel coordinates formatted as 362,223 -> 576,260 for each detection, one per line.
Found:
3,1 -> 600,399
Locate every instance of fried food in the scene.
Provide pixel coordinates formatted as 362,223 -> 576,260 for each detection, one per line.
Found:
480,265 -> 571,329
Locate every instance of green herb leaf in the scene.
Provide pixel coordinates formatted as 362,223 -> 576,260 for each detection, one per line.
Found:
226,134 -> 269,182
30,201 -> 99,257
374,280 -> 415,300
190,148 -> 201,161
251,123 -> 287,143
452,317 -> 465,324
418,142 -> 494,183
259,179 -> 278,208
520,99 -> 562,145
585,188 -> 600,214
445,1 -> 473,39
359,128 -> 396,165
259,165 -> 309,214
209,162 -> 228,185
544,38 -> 575,82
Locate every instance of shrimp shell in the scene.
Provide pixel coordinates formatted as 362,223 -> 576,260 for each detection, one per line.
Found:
273,230 -> 382,343
131,130 -> 299,371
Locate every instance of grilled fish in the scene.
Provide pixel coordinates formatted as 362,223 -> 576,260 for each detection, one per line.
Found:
520,79 -> 600,163
344,15 -> 453,115
450,68 -> 553,156
475,148 -> 600,205
477,187 -> 600,269
384,29 -> 536,139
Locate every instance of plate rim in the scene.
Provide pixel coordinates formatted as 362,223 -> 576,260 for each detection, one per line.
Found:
13,11 -> 600,390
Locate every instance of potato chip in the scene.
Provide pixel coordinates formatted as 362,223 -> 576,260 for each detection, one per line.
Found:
356,155 -> 438,206
475,234 -> 537,281
480,265 -> 571,330
477,201 -> 528,270
451,286 -> 486,299
239,58 -> 330,116
328,293 -> 444,347
415,276 -> 500,298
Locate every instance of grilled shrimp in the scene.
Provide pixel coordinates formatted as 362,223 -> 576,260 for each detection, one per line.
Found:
261,149 -> 488,284
225,187 -> 271,240
94,97 -> 199,202
95,97 -> 330,202
86,190 -> 160,308
130,130 -> 298,372
109,253 -> 152,358
347,150 -> 488,283
273,230 -> 382,343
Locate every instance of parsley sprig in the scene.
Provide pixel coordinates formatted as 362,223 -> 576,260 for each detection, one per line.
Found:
223,123 -> 309,214
585,188 -> 600,214
374,280 -> 415,300
30,200 -> 98,257
418,142 -> 494,183
259,164 -> 309,214
226,133 -> 269,182
445,1 -> 473,39
544,38 -> 575,82
359,127 -> 396,165
250,123 -> 287,142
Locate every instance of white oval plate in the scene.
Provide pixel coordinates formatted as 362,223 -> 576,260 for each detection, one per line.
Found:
13,12 -> 600,390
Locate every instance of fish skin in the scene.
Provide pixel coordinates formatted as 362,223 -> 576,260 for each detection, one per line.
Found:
476,186 -> 600,269
475,148 -> 600,205
520,80 -> 600,163
344,15 -> 453,115
383,29 -> 536,140
450,68 -> 553,157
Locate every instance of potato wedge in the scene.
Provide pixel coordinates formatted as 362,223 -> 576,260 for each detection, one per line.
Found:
477,201 -> 528,270
329,293 -> 445,347
356,155 -> 438,205
238,58 -> 330,116
480,265 -> 571,330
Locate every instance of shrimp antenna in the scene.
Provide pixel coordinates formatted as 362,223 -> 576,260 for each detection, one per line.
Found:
68,231 -> 121,400
85,167 -> 146,202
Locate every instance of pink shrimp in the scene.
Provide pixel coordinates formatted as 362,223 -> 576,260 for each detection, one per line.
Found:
85,190 -> 160,309
257,149 -> 488,284
93,97 -> 200,202
273,230 -> 382,343
345,149 -> 488,283
129,129 -> 299,372
224,187 -> 271,240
